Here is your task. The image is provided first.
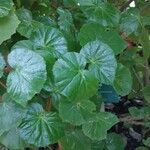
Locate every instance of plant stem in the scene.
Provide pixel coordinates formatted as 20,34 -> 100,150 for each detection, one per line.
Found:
119,114 -> 145,126
0,80 -> 6,89
44,97 -> 51,111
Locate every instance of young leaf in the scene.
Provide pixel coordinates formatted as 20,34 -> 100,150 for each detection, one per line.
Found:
60,130 -> 91,150
53,52 -> 98,100
113,63 -> 133,96
59,99 -> 96,125
30,26 -> 68,58
0,94 -> 24,135
19,103 -> 64,147
80,40 -> 117,84
0,12 -> 20,44
7,49 -> 47,105
82,112 -> 118,141
78,23 -> 126,55
0,0 -> 14,18
0,53 -> 5,78
0,128 -> 25,150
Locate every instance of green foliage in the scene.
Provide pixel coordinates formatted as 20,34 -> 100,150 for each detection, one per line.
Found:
0,12 -> 20,44
0,53 -> 5,78
0,0 -> 149,149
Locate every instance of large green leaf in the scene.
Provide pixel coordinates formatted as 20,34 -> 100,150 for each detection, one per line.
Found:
0,53 -> 5,78
81,2 -> 120,27
59,99 -> 96,125
78,23 -> 126,55
7,49 -> 47,105
53,52 -> 98,100
106,133 -> 125,150
30,26 -> 68,58
82,112 -> 118,140
0,128 -> 25,150
12,40 -> 55,77
19,103 -> 64,147
0,12 -> 20,44
80,40 -> 117,84
0,94 -> 24,135
0,0 -> 13,18
60,130 -> 91,150
113,63 -> 132,96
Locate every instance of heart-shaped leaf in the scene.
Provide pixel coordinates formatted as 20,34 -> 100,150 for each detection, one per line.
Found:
7,49 -> 47,105
0,53 -> 5,78
82,112 -> 118,140
53,52 -> 98,100
59,99 -> 96,125
78,23 -> 126,55
19,103 -> 64,147
80,40 -> 117,84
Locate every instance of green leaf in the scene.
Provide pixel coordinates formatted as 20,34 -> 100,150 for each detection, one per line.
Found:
0,94 -> 24,135
17,8 -> 32,22
106,133 -> 125,150
30,26 -> 68,58
53,52 -> 98,100
120,8 -> 140,36
60,130 -> 91,150
113,63 -> 132,96
12,40 -> 55,77
59,99 -> 96,125
78,23 -> 126,55
0,128 -> 25,150
82,112 -> 118,140
80,40 -> 117,84
0,53 -> 5,78
7,49 -> 47,106
143,137 -> 150,147
81,2 -> 120,27
17,20 -> 43,38
57,8 -> 74,33
0,12 -> 20,44
143,85 -> 150,103
19,103 -> 64,147
0,0 -> 14,18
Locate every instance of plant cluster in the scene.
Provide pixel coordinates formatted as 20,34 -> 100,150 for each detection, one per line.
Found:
0,0 -> 150,149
